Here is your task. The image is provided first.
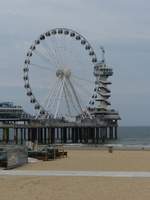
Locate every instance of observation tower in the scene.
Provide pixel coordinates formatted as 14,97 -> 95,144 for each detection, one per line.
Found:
93,47 -> 113,112
89,47 -> 120,140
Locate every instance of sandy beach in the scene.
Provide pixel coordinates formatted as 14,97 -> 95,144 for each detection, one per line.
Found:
1,176 -> 150,200
19,149 -> 150,171
1,149 -> 150,200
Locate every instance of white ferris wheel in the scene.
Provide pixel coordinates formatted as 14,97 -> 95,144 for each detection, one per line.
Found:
23,28 -> 98,120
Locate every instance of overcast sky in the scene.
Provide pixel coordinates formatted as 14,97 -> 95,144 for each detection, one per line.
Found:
0,0 -> 150,126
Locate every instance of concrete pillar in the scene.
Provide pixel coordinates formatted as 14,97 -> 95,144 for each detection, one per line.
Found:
80,128 -> 84,143
87,128 -> 89,144
68,128 -> 72,143
41,128 -> 44,144
75,127 -> 78,143
94,128 -> 96,144
28,128 -> 31,142
71,128 -> 74,143
20,128 -> 23,145
37,128 -> 40,144
24,128 -> 26,142
114,126 -> 118,139
92,128 -> 95,144
95,128 -> 99,144
14,128 -> 18,144
56,128 -> 59,141
51,128 -> 55,144
44,128 -> 47,144
84,128 -> 88,144
64,127 -> 67,143
66,128 -> 68,142
101,127 -> 107,143
38,128 -> 43,144
60,128 -> 63,143
3,128 -> 9,144
109,127 -> 113,140
0,128 -> 2,143
48,128 -> 51,144
78,128 -> 82,143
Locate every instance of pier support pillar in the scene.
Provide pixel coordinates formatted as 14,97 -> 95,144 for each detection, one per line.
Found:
74,128 -> 78,143
3,128 -> 9,144
51,128 -> 55,144
48,128 -> 51,144
20,128 -> 23,144
78,128 -> 82,143
63,127 -> 67,143
95,128 -> 99,144
114,126 -> 118,139
44,128 -> 47,144
81,128 -> 84,143
101,127 -> 107,143
14,128 -> 18,144
24,128 -> 26,142
109,127 -> 113,140
72,128 -> 75,143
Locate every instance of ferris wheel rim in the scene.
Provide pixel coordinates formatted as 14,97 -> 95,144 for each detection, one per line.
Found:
23,27 -> 97,118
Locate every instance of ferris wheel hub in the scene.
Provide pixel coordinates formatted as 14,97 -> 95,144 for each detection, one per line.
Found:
56,68 -> 71,79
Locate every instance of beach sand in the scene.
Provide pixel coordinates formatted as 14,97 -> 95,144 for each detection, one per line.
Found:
1,150 -> 150,200
19,149 -> 150,171
1,176 -> 150,200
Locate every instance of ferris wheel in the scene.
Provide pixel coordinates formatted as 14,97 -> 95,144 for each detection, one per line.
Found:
23,28 -> 97,119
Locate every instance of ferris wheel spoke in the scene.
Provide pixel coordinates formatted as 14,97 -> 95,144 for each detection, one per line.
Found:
50,36 -> 63,68
71,77 -> 93,97
42,79 -> 60,109
64,82 -> 79,114
30,63 -> 55,72
60,35 -> 86,68
41,40 -> 60,68
72,73 -> 94,84
61,36 -> 72,68
52,36 -> 65,68
59,36 -> 68,68
48,79 -> 65,115
47,79 -> 62,113
33,48 -> 57,69
60,36 -> 74,68
70,81 -> 87,104
65,85 -> 79,113
69,78 -> 92,119
45,80 -> 61,110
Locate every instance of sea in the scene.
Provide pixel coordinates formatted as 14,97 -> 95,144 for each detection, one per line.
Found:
110,126 -> 150,148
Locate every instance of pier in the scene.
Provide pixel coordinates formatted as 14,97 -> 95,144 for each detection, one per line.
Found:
0,118 -> 118,145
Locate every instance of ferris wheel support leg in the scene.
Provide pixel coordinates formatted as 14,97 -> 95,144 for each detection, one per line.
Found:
45,79 -> 60,110
67,78 -> 83,114
63,85 -> 71,116
64,81 -> 79,114
54,78 -> 65,119
48,80 -> 62,112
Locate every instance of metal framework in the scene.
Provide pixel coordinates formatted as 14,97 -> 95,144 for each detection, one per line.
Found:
23,28 -> 97,120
